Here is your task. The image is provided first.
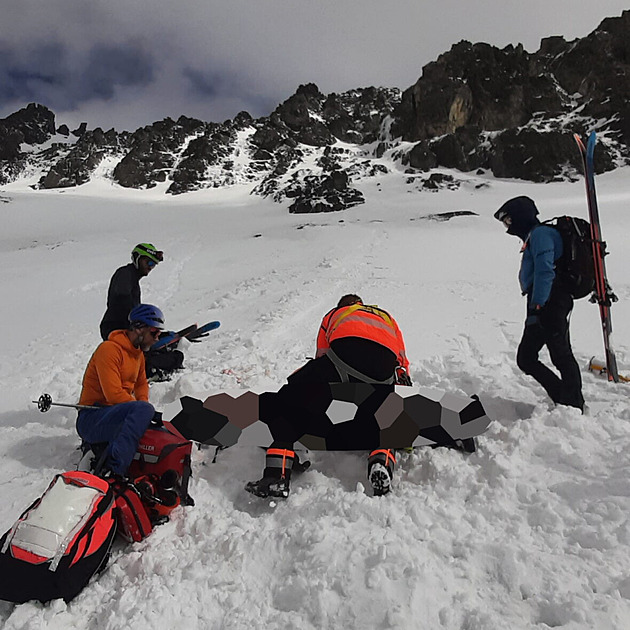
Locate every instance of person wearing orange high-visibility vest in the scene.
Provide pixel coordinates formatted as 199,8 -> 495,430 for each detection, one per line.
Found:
245,294 -> 412,499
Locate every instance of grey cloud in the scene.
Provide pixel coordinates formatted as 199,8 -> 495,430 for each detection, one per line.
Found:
0,40 -> 155,112
183,67 -> 276,119
183,67 -> 226,99
80,45 -> 155,100
0,43 -> 68,104
1,1 -> 629,130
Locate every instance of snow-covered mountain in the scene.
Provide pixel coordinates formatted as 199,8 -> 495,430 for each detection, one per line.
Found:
2,11 -> 630,214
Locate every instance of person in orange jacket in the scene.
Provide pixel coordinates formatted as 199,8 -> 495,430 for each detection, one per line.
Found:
245,294 -> 411,499
77,304 -> 164,477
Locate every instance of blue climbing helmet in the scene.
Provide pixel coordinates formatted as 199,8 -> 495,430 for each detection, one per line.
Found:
128,304 -> 165,329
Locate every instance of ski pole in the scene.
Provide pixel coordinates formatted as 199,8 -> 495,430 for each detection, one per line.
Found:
32,393 -> 99,413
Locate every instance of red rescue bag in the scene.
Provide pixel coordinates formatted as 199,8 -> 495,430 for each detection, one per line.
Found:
128,421 -> 194,506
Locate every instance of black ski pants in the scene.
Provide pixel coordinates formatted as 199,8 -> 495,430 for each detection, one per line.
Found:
516,291 -> 584,411
260,338 -> 398,450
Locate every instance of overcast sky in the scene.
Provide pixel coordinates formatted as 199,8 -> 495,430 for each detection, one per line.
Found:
1,1 -> 628,132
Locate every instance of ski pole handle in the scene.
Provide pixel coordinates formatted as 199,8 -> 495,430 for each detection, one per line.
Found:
32,393 -> 99,413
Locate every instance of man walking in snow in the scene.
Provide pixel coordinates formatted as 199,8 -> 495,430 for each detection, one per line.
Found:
245,294 -> 411,499
495,196 -> 584,412
78,304 -> 164,477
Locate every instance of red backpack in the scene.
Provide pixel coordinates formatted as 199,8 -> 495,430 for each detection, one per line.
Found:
128,421 -> 194,508
76,421 -> 194,544
0,471 -> 116,604
109,421 -> 193,541
109,478 -> 154,543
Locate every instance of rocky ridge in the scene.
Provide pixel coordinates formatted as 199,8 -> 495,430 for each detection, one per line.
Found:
1,11 -> 630,212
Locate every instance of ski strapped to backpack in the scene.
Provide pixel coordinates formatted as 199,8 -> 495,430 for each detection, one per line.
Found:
574,131 -> 620,382
542,215 -> 595,299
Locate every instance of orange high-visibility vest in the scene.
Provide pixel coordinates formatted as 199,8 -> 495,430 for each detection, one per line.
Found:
316,304 -> 409,370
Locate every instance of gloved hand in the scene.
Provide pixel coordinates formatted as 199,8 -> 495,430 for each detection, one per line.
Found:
189,333 -> 209,343
395,367 -> 413,386
150,411 -> 163,426
526,304 -> 544,327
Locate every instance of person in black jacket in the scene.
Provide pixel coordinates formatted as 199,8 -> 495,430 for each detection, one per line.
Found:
99,243 -> 183,381
100,243 -> 163,341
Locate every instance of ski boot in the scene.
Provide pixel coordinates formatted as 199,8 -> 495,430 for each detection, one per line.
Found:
368,449 -> 396,496
77,445 -> 95,473
147,368 -> 171,383
245,447 -> 296,499
292,452 -> 311,475
245,476 -> 290,499
77,442 -> 108,473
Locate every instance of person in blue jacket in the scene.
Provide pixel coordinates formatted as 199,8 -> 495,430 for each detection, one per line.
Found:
495,196 -> 584,412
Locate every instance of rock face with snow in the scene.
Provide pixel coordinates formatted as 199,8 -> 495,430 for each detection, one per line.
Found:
391,11 -> 630,181
2,11 -> 630,205
39,128 -> 124,189
0,103 -> 56,184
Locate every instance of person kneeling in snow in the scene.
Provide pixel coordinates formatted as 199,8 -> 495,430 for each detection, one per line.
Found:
77,304 -> 165,477
245,294 -> 411,499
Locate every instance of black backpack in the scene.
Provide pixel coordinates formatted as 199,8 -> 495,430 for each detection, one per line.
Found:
543,216 -> 595,299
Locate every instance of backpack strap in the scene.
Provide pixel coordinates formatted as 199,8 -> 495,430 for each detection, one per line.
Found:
326,348 -> 395,385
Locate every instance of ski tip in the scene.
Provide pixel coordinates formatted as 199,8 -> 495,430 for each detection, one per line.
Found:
573,133 -> 587,154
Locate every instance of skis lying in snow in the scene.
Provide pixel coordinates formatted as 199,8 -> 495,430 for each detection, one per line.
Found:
151,321 -> 221,351
588,358 -> 630,383
573,131 -> 620,383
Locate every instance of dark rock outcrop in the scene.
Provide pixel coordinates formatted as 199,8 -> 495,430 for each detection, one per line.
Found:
168,113 -> 256,194
113,116 -> 206,188
0,103 -> 56,184
1,103 -> 56,145
39,127 -> 123,189
2,11 -> 630,205
72,122 -> 88,138
390,10 -> 630,179
287,168 -> 364,213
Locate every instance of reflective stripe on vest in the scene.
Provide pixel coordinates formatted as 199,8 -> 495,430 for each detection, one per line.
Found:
323,304 -> 404,362
326,304 -> 395,336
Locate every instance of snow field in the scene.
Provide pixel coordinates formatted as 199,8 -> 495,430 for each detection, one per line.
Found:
0,168 -> 629,628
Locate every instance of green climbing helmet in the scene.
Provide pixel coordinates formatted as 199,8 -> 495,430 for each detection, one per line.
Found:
131,243 -> 163,267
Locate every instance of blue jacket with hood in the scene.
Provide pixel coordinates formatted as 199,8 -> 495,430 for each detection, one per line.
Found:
496,196 -> 563,309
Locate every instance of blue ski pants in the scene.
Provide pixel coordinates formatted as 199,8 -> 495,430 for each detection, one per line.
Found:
77,401 -> 155,475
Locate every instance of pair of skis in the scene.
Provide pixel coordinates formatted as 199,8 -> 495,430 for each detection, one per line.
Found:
151,321 -> 221,351
573,132 -> 620,383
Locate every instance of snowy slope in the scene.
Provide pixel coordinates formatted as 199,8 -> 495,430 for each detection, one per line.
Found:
0,167 -> 629,629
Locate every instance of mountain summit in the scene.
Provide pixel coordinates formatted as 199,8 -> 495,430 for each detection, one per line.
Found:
2,11 -> 630,212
